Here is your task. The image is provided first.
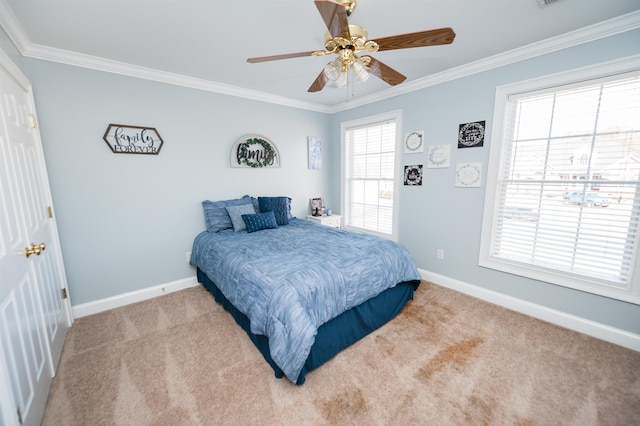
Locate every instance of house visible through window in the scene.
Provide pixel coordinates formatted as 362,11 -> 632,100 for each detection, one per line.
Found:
342,111 -> 401,239
480,59 -> 640,304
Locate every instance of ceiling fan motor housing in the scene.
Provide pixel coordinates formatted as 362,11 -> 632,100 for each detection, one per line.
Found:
324,24 -> 369,51
341,0 -> 357,15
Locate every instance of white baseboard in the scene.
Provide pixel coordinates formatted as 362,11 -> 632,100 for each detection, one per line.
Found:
419,269 -> 640,352
71,271 -> 640,352
72,276 -> 199,318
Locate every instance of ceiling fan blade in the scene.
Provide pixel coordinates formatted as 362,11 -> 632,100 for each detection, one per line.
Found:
308,69 -> 329,92
365,57 -> 407,86
247,50 -> 319,63
247,50 -> 315,64
314,0 -> 350,39
375,27 -> 456,51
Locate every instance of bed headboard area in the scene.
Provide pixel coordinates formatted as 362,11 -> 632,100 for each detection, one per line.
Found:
202,195 -> 292,233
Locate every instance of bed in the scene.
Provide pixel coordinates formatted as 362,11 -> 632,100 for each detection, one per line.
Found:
190,195 -> 421,384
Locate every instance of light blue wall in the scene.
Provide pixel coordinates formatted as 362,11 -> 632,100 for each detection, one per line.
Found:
0,27 -> 23,71
329,29 -> 640,334
23,59 -> 331,305
6,25 -> 639,335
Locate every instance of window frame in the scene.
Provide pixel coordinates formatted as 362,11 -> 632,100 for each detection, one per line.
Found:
480,55 -> 640,305
341,110 -> 403,241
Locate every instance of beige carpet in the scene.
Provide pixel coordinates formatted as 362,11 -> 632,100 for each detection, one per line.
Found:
42,282 -> 640,425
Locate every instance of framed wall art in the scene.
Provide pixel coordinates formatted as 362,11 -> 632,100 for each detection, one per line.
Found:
102,124 -> 164,155
230,134 -> 280,168
308,137 -> 322,170
404,165 -> 423,186
455,162 -> 482,187
404,131 -> 424,153
427,144 -> 451,168
458,121 -> 485,148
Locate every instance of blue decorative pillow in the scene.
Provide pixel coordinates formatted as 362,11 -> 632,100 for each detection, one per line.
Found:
258,196 -> 291,226
242,211 -> 279,233
250,196 -> 260,213
225,203 -> 256,232
202,195 -> 253,232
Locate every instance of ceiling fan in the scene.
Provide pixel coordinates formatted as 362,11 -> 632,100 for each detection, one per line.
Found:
246,0 -> 456,93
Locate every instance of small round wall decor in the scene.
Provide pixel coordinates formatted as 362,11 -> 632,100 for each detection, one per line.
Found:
404,131 -> 424,153
455,162 -> 482,187
230,134 -> 280,168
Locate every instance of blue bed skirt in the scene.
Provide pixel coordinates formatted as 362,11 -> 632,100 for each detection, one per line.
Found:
196,268 -> 419,384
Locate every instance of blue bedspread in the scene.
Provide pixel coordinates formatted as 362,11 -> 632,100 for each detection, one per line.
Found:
190,218 -> 420,383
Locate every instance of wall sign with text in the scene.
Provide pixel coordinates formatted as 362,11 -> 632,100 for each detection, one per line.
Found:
103,124 -> 164,155
230,134 -> 280,168
458,120 -> 485,148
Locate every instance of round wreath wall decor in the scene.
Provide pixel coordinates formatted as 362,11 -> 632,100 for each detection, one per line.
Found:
230,134 -> 280,168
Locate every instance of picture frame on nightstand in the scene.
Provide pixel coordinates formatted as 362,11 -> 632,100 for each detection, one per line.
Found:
310,197 -> 325,216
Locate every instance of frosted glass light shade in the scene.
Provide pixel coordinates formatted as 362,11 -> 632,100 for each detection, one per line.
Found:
353,60 -> 369,82
335,71 -> 348,87
324,59 -> 342,81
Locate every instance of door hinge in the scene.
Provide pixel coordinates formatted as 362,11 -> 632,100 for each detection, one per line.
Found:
29,114 -> 37,129
17,406 -> 23,424
47,206 -> 53,218
61,288 -> 68,299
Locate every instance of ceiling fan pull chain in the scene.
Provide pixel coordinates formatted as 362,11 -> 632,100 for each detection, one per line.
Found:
345,72 -> 349,102
351,68 -> 356,98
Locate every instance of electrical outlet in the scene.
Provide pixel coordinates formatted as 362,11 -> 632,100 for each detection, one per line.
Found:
186,251 -> 191,263
437,249 -> 444,260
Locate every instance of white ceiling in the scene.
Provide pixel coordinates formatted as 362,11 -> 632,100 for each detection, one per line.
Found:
3,0 -> 640,111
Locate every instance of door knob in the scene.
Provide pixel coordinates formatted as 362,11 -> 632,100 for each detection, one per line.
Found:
24,243 -> 46,258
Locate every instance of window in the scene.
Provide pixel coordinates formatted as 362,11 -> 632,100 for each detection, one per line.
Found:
342,111 -> 401,239
480,58 -> 640,304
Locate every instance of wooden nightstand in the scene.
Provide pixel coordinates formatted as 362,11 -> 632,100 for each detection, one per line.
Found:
306,214 -> 342,229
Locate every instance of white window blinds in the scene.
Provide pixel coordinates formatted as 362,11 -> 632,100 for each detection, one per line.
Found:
483,71 -> 640,302
344,119 -> 396,236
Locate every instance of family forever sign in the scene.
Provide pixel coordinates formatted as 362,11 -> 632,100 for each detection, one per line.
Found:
230,134 -> 280,168
103,124 -> 164,155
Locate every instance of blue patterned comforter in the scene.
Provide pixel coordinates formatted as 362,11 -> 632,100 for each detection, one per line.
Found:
190,218 -> 420,383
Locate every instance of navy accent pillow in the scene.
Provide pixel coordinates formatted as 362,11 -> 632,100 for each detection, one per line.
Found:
202,195 -> 253,232
258,196 -> 290,226
242,211 -> 279,233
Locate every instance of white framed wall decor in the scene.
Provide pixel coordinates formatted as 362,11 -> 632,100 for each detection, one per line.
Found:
404,131 -> 424,153
455,162 -> 482,187
427,144 -> 451,168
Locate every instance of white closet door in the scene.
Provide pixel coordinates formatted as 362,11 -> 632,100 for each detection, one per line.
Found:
0,53 -> 72,426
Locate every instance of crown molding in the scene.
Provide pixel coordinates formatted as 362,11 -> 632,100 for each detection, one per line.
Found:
331,9 -> 640,113
22,43 -> 333,113
0,0 -> 30,52
1,1 -> 638,115
0,35 -> 29,91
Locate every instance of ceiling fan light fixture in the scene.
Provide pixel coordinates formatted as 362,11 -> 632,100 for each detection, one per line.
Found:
334,70 -> 348,87
247,0 -> 455,96
352,59 -> 369,82
324,58 -> 343,81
